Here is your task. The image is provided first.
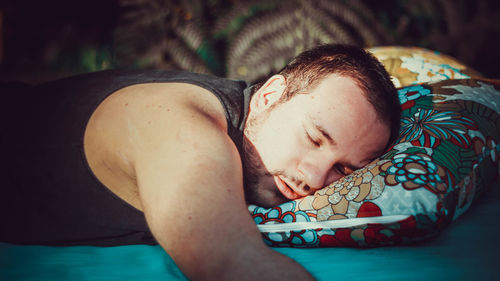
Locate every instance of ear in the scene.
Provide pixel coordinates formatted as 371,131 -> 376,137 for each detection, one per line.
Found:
250,75 -> 286,113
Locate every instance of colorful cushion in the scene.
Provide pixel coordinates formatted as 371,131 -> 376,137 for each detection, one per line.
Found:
248,49 -> 500,247
367,46 -> 482,87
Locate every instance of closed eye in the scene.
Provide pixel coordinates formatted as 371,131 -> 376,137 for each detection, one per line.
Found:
305,130 -> 321,147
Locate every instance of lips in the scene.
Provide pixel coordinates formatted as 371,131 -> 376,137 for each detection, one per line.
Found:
273,176 -> 300,200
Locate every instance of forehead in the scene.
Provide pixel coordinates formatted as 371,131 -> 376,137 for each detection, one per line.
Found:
293,74 -> 389,162
300,74 -> 368,117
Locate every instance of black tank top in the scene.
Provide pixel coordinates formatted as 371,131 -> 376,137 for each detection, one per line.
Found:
0,70 -> 250,246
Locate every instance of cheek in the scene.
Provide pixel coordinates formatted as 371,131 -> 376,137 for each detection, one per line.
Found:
263,123 -> 305,170
255,104 -> 308,170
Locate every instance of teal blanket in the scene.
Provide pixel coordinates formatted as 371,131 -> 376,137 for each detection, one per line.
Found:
1,182 -> 499,281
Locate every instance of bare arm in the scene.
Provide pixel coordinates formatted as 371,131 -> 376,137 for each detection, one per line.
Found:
130,91 -> 315,281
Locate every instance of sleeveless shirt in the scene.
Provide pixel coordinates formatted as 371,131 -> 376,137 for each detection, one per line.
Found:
0,70 -> 250,246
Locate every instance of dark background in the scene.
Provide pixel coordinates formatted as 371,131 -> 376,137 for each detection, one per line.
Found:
1,0 -> 499,84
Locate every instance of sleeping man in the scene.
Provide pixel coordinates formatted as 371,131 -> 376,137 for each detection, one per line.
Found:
1,44 -> 400,280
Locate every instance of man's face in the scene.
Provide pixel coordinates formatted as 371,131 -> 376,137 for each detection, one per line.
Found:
242,74 -> 390,208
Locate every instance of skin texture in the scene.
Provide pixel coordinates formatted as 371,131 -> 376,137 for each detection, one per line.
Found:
242,74 -> 390,208
83,75 -> 390,280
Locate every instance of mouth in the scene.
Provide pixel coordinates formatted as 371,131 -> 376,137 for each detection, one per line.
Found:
273,175 -> 300,200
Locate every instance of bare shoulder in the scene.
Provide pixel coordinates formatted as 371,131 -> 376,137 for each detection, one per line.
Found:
84,82 -> 231,210
114,82 -> 232,161
97,82 -> 228,132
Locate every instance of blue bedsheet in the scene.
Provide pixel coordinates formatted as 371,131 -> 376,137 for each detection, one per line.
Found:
2,182 -> 499,281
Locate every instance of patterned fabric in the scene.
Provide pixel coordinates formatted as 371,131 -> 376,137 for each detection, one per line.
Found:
249,49 -> 500,247
367,46 -> 482,87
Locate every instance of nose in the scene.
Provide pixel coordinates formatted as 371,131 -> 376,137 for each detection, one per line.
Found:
297,152 -> 340,191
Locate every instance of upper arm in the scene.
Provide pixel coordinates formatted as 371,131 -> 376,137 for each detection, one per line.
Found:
131,93 -> 265,278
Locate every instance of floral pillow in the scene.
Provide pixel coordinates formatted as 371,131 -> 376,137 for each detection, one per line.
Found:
248,49 -> 500,247
367,46 -> 482,87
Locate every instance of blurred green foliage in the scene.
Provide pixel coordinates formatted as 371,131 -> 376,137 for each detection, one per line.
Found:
1,0 -> 499,83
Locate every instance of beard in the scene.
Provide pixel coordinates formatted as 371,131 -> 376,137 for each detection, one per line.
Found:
241,109 -> 289,208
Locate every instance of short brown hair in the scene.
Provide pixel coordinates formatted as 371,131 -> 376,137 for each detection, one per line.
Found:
266,44 -> 401,147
